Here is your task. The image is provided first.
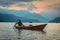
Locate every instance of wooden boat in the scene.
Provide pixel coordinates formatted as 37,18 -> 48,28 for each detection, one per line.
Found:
14,24 -> 47,30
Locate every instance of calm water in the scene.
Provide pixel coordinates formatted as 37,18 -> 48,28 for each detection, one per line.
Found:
0,22 -> 60,40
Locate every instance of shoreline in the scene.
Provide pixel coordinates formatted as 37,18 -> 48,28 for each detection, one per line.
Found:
0,22 -> 60,23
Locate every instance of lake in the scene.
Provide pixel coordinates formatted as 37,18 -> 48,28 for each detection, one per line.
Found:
0,22 -> 60,40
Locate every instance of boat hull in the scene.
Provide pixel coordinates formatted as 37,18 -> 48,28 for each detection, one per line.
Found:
14,24 -> 47,30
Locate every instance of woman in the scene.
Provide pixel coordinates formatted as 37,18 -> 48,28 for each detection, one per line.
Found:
14,20 -> 23,27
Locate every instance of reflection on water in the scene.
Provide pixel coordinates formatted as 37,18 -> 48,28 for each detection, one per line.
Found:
0,22 -> 60,40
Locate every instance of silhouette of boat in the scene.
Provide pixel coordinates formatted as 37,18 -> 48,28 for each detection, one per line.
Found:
14,24 -> 47,30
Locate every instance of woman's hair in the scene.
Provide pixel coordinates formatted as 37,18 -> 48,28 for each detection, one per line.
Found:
18,20 -> 23,26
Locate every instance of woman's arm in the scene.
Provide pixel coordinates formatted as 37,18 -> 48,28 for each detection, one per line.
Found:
14,22 -> 18,27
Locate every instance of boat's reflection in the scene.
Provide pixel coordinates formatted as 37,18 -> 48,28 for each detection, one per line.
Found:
13,27 -> 21,39
17,29 -> 21,39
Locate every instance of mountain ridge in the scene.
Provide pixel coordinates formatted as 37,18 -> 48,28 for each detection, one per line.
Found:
0,13 -> 40,22
0,9 -> 48,22
50,17 -> 60,23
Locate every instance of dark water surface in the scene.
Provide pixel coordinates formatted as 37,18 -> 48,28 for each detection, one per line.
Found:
0,23 -> 60,40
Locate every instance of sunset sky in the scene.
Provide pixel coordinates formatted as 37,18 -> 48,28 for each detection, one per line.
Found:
0,0 -> 60,13
0,0 -> 60,22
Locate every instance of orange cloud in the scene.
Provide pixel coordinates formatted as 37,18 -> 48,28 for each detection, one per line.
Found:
7,5 -> 27,10
20,2 -> 29,5
0,4 -> 27,10
0,2 -> 29,10
31,7 -> 46,13
0,6 -> 5,8
31,1 -> 60,13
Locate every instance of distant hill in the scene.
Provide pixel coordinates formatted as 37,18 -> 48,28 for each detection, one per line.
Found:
13,10 -> 47,22
50,17 -> 60,23
0,13 -> 40,22
0,9 -> 48,22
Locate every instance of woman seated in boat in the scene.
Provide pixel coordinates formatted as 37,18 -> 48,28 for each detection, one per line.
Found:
14,20 -> 24,27
29,21 -> 33,27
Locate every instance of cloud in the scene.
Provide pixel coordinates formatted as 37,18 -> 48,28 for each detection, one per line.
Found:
32,0 -> 60,13
0,2 -> 36,11
0,0 -> 53,6
0,4 -> 27,10
0,0 -> 60,13
44,3 -> 60,15
0,0 -> 34,6
47,3 -> 60,11
0,0 -> 17,6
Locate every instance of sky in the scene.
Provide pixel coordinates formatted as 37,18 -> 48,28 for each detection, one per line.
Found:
0,0 -> 60,13
0,0 -> 60,20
